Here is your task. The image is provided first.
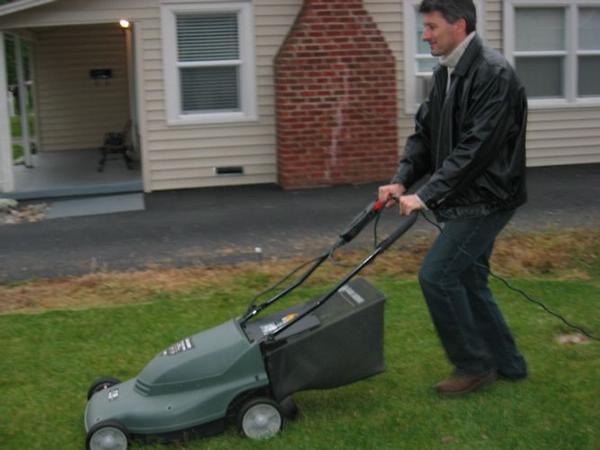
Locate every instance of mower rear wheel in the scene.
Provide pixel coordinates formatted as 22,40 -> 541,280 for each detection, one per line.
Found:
237,397 -> 284,440
87,377 -> 121,400
86,420 -> 129,450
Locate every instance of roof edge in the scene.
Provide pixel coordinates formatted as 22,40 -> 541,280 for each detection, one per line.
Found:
0,0 -> 57,18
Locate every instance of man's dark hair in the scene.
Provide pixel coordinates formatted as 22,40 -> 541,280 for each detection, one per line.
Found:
419,0 -> 477,34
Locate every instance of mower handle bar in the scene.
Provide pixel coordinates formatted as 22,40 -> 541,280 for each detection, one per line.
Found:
375,208 -> 418,252
240,199 -> 416,325
337,199 -> 387,244
267,210 -> 417,338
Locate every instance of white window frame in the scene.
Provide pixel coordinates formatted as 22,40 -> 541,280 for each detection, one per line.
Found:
160,1 -> 257,125
403,0 -> 486,114
504,0 -> 600,109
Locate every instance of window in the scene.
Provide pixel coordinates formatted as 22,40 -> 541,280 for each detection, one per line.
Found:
161,2 -> 257,125
578,7 -> 600,97
504,1 -> 600,107
403,0 -> 485,113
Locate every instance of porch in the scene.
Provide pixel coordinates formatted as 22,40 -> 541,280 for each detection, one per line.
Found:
9,148 -> 142,199
1,20 -> 142,199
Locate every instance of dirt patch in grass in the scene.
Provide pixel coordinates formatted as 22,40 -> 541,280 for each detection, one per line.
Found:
1,229 -> 598,315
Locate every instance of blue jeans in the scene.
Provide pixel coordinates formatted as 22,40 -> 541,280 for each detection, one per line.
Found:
418,210 -> 527,377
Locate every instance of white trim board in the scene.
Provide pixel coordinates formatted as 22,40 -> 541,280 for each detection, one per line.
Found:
0,31 -> 15,192
0,0 -> 56,17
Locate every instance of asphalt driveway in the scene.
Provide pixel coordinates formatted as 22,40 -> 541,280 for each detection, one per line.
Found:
1,164 -> 599,282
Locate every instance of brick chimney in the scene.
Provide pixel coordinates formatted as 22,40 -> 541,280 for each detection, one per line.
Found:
275,0 -> 398,189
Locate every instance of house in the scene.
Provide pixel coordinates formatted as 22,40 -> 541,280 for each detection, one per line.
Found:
1,0 -> 599,197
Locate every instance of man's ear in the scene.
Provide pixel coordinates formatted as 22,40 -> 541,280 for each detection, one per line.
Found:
456,17 -> 468,35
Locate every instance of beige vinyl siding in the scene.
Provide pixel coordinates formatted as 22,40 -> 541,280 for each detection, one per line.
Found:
136,0 -> 309,191
35,24 -> 129,152
0,0 -> 301,191
2,0 -> 598,194
144,0 -> 304,191
485,0 -> 502,51
364,0 -> 413,153
526,107 -> 600,166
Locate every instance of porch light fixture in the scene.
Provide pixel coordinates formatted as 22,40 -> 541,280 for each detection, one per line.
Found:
119,19 -> 130,29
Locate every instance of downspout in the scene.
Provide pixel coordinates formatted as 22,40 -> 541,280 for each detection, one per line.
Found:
0,32 -> 15,192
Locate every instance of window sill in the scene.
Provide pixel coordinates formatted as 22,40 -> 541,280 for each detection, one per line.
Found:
403,99 -> 600,117
166,112 -> 259,127
528,99 -> 600,111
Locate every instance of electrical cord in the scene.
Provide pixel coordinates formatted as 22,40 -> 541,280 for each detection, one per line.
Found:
329,204 -> 387,269
247,202 -> 393,312
245,201 -> 598,341
419,210 -> 599,341
373,206 -> 384,248
245,255 -> 323,312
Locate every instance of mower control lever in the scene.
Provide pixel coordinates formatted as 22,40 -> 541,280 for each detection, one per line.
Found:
338,199 -> 387,245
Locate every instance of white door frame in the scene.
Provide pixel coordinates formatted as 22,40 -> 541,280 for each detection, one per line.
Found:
124,26 -> 138,154
133,21 -> 150,192
14,33 -> 33,167
0,32 -> 15,193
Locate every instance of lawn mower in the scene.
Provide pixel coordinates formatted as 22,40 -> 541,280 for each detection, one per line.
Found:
83,199 -> 417,450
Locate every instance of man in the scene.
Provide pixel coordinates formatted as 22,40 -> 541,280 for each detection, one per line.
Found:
379,0 -> 528,396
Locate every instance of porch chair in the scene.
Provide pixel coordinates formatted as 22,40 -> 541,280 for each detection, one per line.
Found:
98,120 -> 134,172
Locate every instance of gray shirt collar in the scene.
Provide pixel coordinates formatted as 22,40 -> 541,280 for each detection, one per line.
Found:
439,31 -> 477,69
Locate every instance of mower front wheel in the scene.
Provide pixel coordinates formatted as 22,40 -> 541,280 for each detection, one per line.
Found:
237,397 -> 284,440
87,377 -> 121,400
86,419 -> 130,450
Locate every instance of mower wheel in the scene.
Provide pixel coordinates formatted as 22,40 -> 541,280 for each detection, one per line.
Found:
86,419 -> 129,450
87,377 -> 121,400
279,396 -> 299,420
237,397 -> 284,440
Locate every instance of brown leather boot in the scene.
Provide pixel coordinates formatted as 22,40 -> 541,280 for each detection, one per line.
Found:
434,370 -> 497,397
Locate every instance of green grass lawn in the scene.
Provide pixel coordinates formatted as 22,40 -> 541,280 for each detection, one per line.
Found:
12,144 -> 23,160
10,114 -> 35,137
0,277 -> 598,450
10,114 -> 34,161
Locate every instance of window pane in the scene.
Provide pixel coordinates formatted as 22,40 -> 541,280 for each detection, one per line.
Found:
579,8 -> 600,50
177,13 -> 239,62
417,58 -> 437,72
415,75 -> 434,105
416,16 -> 431,54
180,66 -> 240,112
515,57 -> 563,98
578,56 -> 600,96
515,8 -> 565,51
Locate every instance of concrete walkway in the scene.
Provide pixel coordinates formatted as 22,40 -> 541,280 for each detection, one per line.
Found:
1,164 -> 599,282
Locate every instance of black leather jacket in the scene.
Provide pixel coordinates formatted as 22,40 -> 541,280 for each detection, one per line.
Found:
392,35 -> 527,221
